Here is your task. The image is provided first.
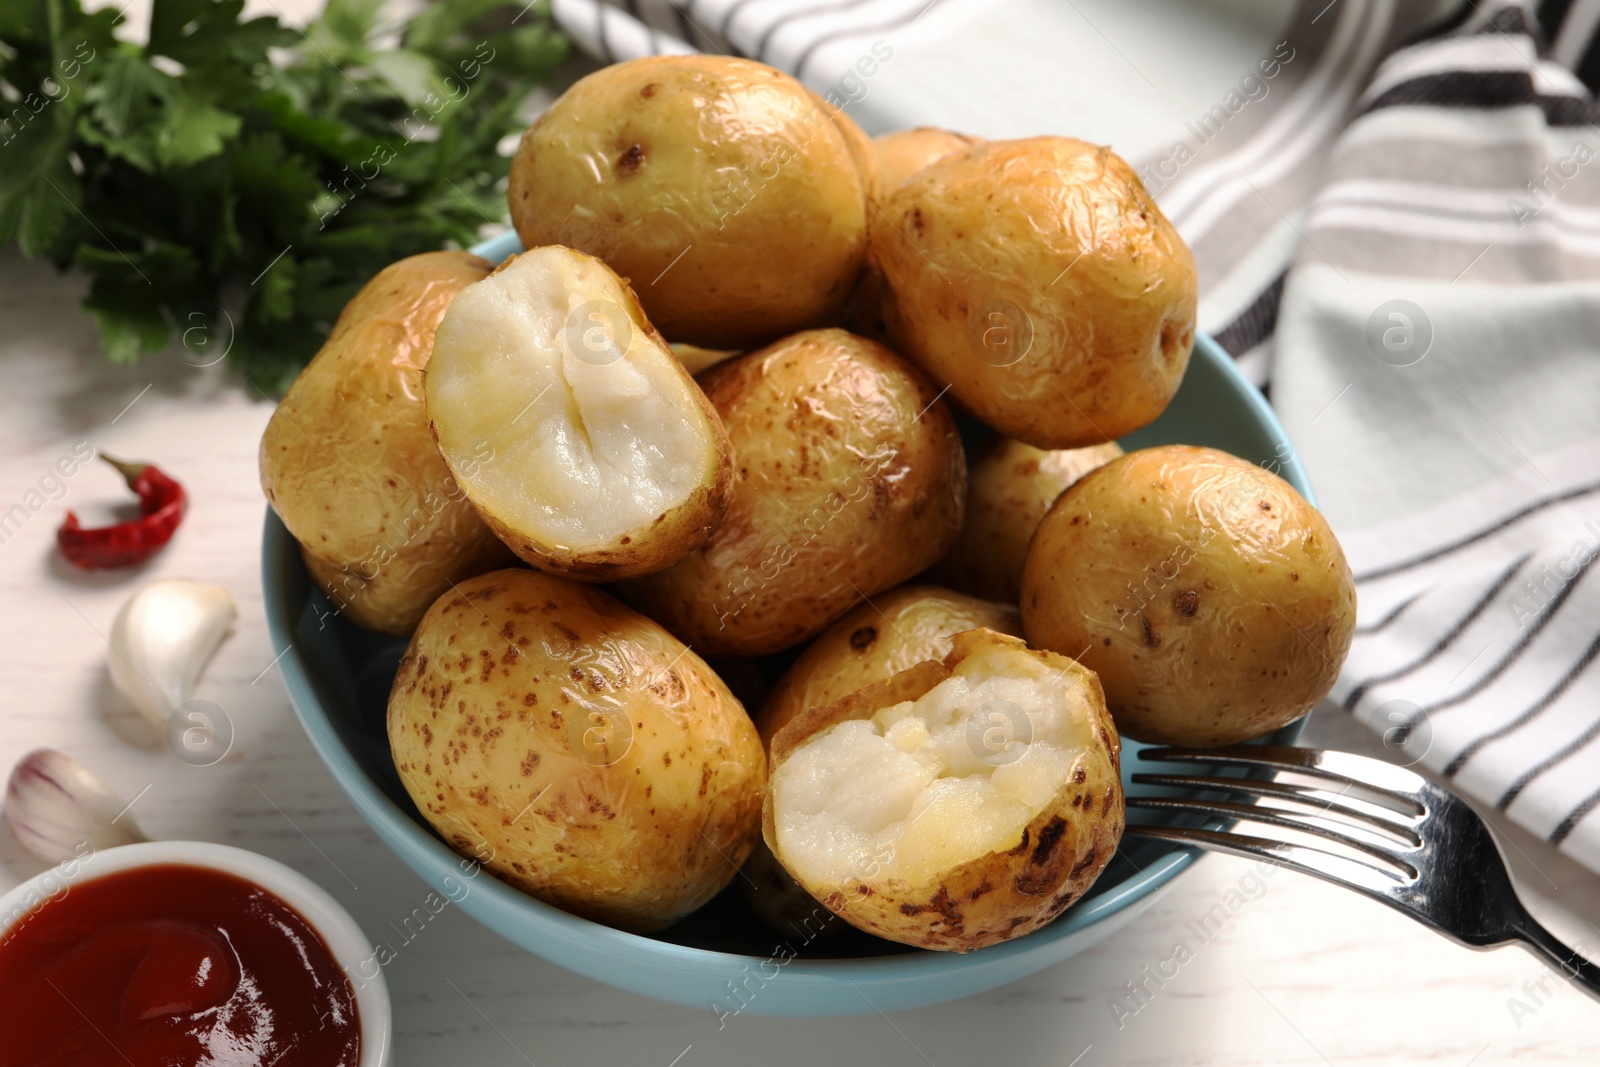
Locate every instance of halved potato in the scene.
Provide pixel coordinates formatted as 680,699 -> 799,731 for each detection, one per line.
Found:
765,629 -> 1123,952
756,584 -> 1021,744
426,246 -> 732,581
930,437 -> 1123,603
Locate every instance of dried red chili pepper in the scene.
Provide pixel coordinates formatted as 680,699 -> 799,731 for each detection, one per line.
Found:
57,456 -> 187,569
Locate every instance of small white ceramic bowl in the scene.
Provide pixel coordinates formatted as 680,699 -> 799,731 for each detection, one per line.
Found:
0,840 -> 390,1066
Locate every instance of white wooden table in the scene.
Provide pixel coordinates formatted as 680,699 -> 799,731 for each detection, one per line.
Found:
5,0 -> 1599,1062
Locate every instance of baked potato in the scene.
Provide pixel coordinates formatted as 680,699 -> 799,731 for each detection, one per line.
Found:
620,328 -> 967,657
930,437 -> 1123,603
765,629 -> 1123,952
387,569 -> 765,934
870,137 -> 1198,448
871,126 -> 982,202
1021,446 -> 1357,746
259,251 -> 513,635
425,245 -> 732,581
756,584 -> 1021,743
508,55 -> 869,350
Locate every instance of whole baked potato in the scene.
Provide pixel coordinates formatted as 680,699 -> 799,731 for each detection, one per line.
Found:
509,54 -> 870,350
620,328 -> 967,657
871,126 -> 982,202
756,584 -> 1021,743
387,569 -> 765,934
930,437 -> 1122,603
871,137 -> 1198,448
426,245 -> 732,581
1021,445 -> 1357,746
259,251 -> 513,635
765,629 -> 1123,952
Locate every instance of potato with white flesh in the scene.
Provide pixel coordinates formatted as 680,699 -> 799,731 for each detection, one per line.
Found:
260,251 -> 514,636
755,584 -> 1022,744
743,584 -> 1020,936
619,328 -> 967,657
426,246 -> 732,581
765,629 -> 1123,952
387,569 -> 766,934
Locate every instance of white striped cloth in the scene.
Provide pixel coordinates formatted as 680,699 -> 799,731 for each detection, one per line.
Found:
547,0 -> 1600,871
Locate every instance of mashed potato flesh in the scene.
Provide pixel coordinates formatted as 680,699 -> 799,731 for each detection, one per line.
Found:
428,247 -> 714,549
773,646 -> 1101,888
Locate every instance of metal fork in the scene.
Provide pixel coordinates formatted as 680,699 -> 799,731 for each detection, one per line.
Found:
1123,744 -> 1600,997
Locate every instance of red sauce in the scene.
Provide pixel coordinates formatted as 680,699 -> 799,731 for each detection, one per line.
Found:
0,863 -> 360,1066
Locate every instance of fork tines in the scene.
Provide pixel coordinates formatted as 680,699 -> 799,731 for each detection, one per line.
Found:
1125,745 -> 1431,887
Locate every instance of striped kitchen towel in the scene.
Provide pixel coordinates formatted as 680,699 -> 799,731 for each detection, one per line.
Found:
547,0 -> 1600,872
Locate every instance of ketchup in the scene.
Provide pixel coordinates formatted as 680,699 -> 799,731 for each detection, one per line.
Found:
0,864 -> 360,1066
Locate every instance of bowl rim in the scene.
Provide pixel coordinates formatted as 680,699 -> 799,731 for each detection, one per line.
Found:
0,839 -> 392,1065
260,284 -> 1316,995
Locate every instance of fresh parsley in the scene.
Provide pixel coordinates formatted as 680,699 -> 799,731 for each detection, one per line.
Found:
0,0 -> 568,391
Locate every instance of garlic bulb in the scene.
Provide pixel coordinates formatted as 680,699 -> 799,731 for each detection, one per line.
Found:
108,579 -> 237,728
5,748 -> 148,864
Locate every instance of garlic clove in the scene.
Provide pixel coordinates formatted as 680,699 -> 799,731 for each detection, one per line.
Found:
5,748 -> 148,864
108,579 -> 237,729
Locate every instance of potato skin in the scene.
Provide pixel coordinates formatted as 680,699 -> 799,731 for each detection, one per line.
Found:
871,137 -> 1198,448
260,251 -> 513,635
756,584 -> 1021,743
1021,446 -> 1357,746
387,569 -> 766,934
428,250 -> 734,583
871,127 -> 982,202
508,55 -> 868,350
931,438 -> 1122,603
764,630 -> 1123,952
619,329 -> 967,657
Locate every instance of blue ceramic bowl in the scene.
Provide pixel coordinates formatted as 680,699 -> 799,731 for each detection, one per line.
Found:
261,234 -> 1313,1017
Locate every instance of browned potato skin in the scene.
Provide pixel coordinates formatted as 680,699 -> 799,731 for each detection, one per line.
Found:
620,329 -> 965,657
871,127 -> 983,202
387,569 -> 766,934
930,438 -> 1123,603
508,55 -> 868,350
871,137 -> 1198,449
434,252 -> 735,583
260,251 -> 513,635
1021,446 -> 1357,746
756,584 -> 1021,744
764,630 -> 1124,952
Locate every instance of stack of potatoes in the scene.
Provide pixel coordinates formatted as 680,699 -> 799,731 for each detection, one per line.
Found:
261,56 -> 1356,950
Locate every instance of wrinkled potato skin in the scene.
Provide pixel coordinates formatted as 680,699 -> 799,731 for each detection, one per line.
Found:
931,438 -> 1123,603
756,584 -> 1021,744
509,55 -> 868,350
765,630 -> 1123,952
871,127 -> 982,202
387,569 -> 766,934
871,137 -> 1198,448
430,252 -> 734,583
1021,446 -> 1357,746
260,252 -> 513,635
620,329 -> 966,657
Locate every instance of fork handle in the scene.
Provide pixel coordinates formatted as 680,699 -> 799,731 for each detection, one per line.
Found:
1512,915 -> 1600,1000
